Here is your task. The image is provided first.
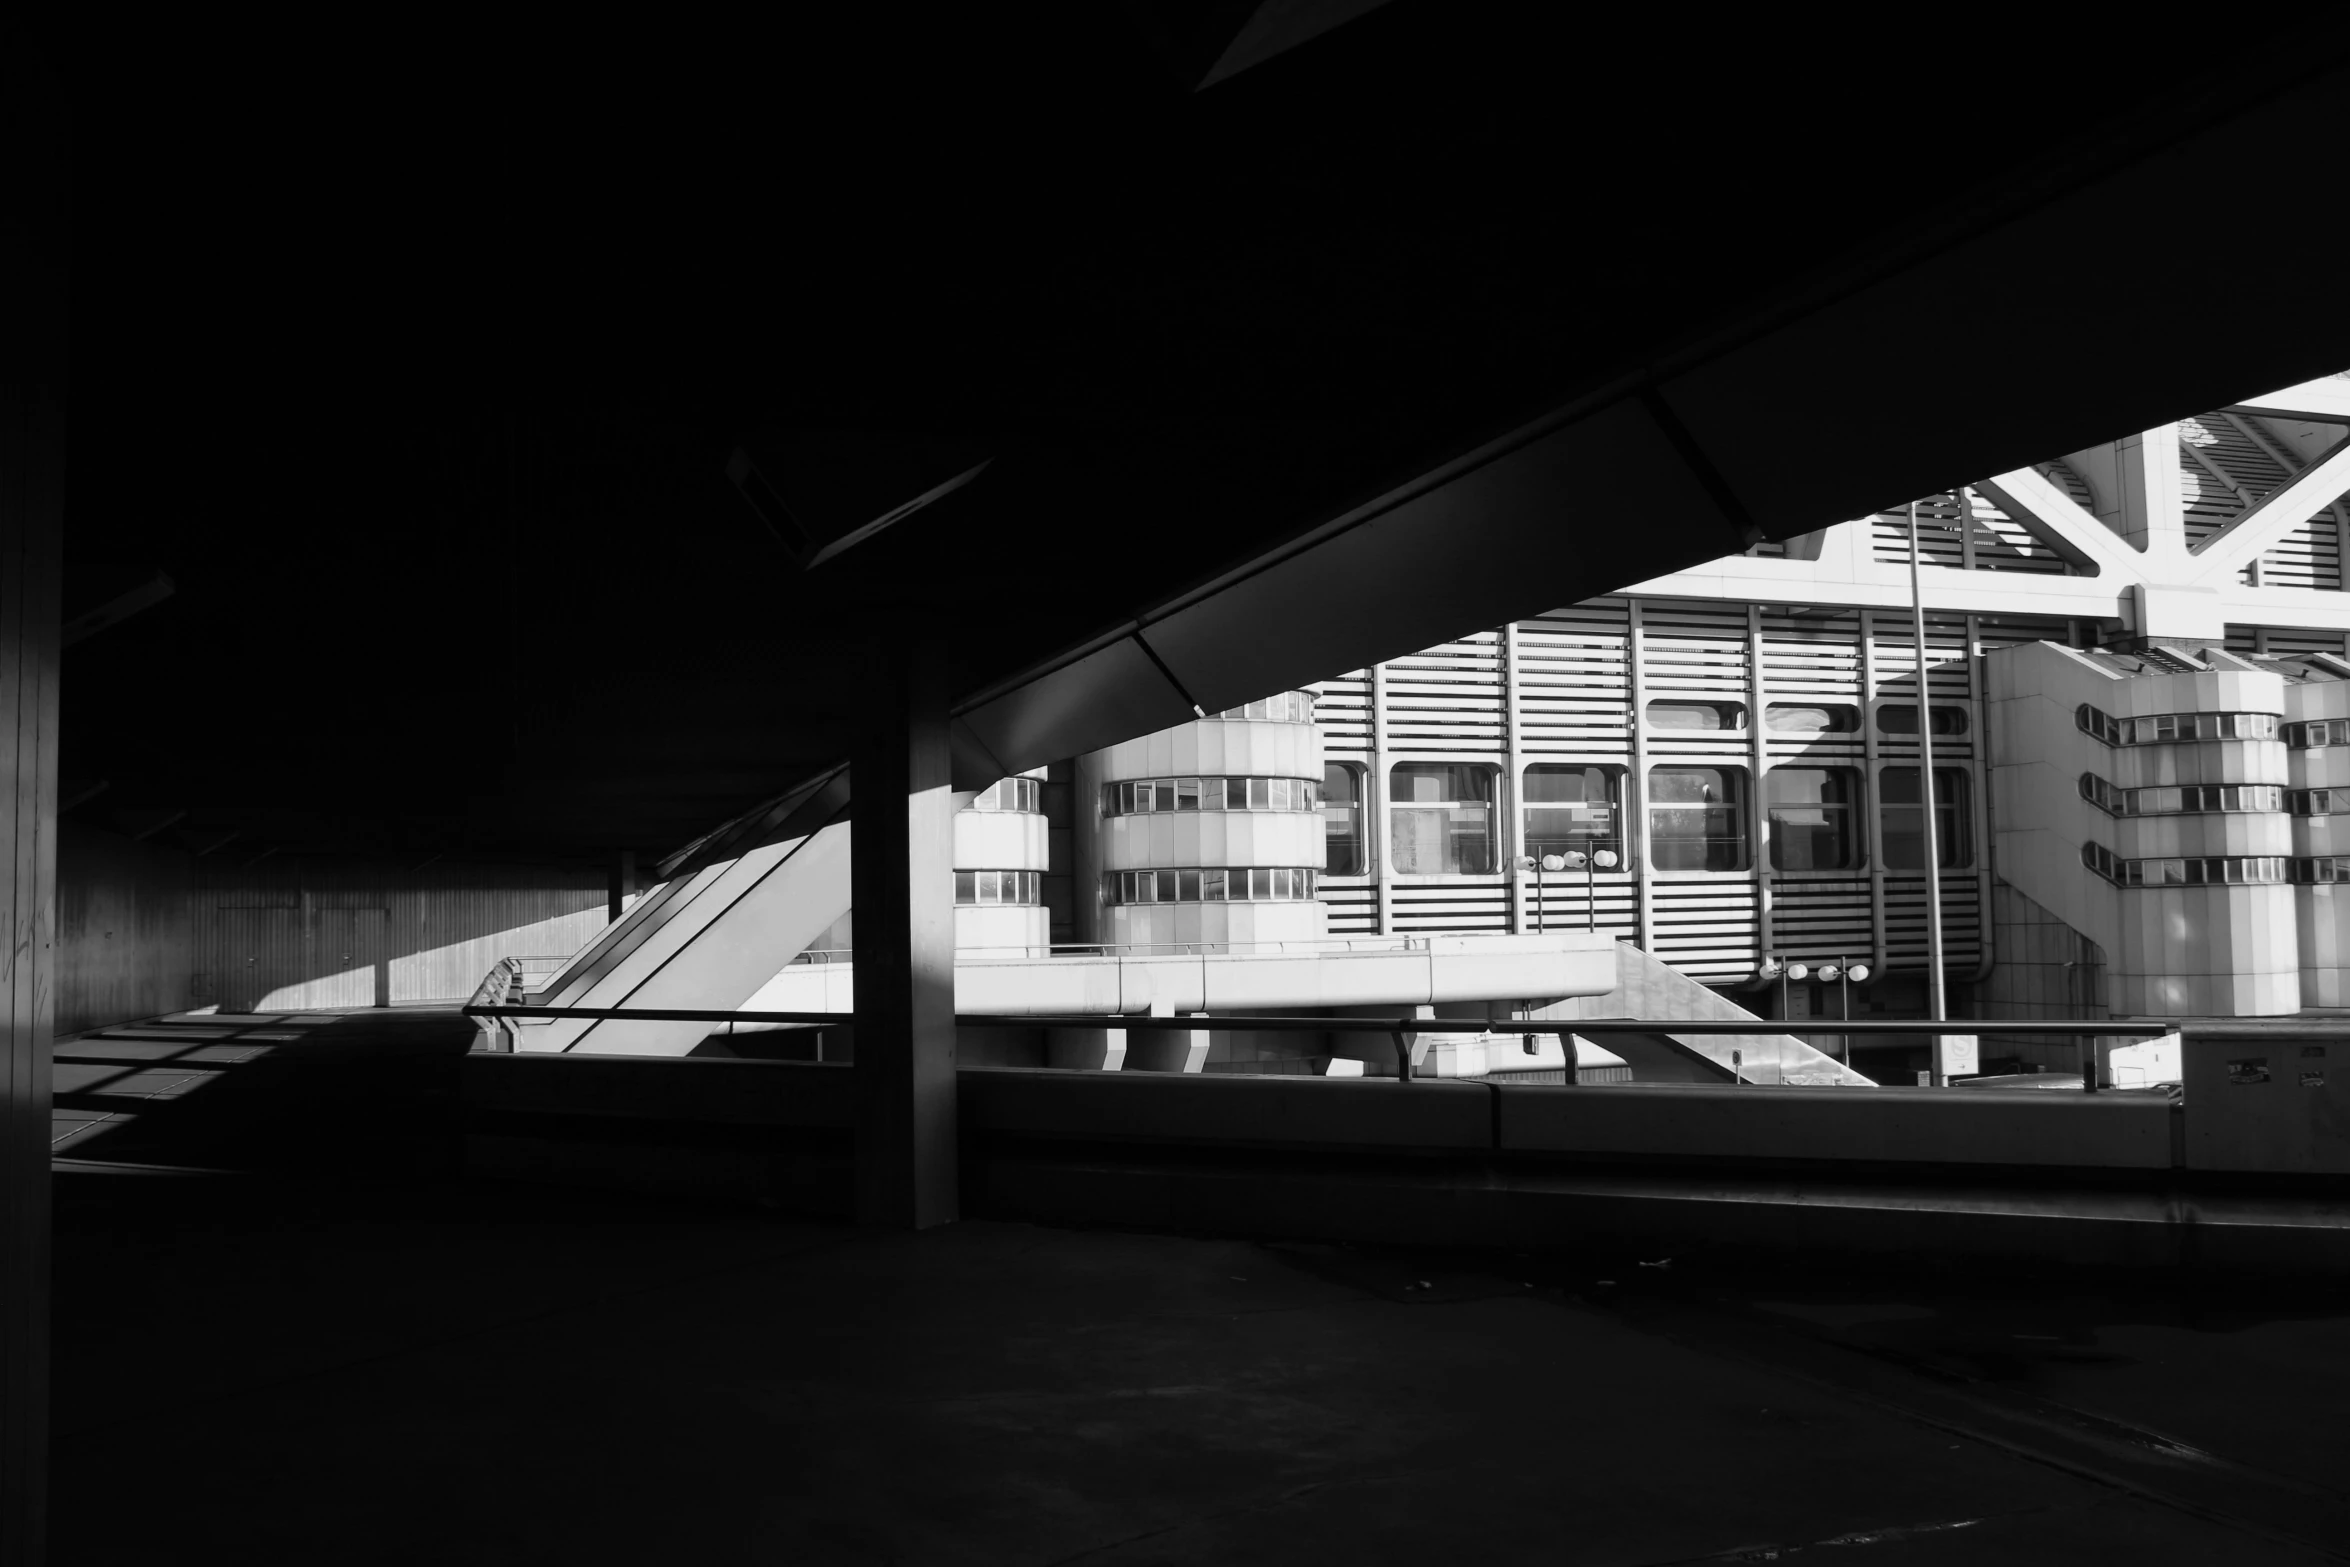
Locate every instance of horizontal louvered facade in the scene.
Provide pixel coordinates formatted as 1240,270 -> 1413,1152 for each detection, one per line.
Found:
1308,598 -> 2049,985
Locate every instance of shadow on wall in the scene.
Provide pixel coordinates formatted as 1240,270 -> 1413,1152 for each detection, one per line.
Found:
58,822 -> 612,1033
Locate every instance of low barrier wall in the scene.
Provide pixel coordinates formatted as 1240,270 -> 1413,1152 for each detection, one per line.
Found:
463,1053 -> 2183,1168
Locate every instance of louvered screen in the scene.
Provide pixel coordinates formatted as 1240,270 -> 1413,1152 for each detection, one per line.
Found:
1883,881 -> 1984,967
1961,488 -> 2071,574
1321,884 -> 1378,935
1647,882 -> 1761,980
2226,625 -> 2350,659
1389,882 -> 1513,933
1382,633 -> 1505,753
2034,461 -> 2097,512
1871,494 -> 1967,567
1769,877 -> 1876,963
1309,670 -> 1374,753
1871,491 -> 2067,574
1517,601 -> 1632,754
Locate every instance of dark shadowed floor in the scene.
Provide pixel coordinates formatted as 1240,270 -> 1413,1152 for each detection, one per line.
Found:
45,1012 -> 2350,1565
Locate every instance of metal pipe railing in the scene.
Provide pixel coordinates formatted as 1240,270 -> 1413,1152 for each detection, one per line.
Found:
462,1003 -> 2215,1087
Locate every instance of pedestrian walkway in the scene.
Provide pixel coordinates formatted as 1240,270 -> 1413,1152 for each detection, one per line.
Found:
44,1011 -> 2350,1564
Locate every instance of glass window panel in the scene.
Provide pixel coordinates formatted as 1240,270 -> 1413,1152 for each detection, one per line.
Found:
1879,767 -> 1970,869
1202,869 -> 1226,901
1176,778 -> 1199,811
1388,765 -> 1498,874
1177,870 -> 1199,901
955,872 -> 974,903
1766,767 -> 1856,871
1324,763 -> 1364,875
1766,703 -> 1860,734
1524,764 -> 1622,863
1647,767 -> 1748,872
1647,700 -> 1745,731
1223,777 -> 1245,809
1250,777 -> 1270,810
1249,868 -> 1271,900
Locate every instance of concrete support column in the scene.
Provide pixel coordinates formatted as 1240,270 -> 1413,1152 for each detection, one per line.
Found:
1370,662 -> 1392,936
605,848 -> 636,922
852,643 -> 958,1230
1124,1001 -> 1210,1073
2,384 -> 62,1567
1047,1025 -> 1125,1070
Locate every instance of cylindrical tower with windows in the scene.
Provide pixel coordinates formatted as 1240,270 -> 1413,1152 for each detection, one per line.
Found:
955,770 -> 1050,955
2287,683 -> 2350,1006
1077,693 -> 1328,952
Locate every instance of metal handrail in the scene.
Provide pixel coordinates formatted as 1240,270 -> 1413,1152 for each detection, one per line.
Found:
463,1002 -> 2199,1086
780,934 -> 1573,963
463,1005 -> 2181,1035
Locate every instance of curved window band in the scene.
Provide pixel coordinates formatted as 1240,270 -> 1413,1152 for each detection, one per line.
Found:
2289,719 -> 2350,748
1104,776 -> 1320,816
1106,867 -> 1318,904
2080,843 -> 2288,887
2078,774 -> 2283,816
955,870 -> 1042,906
2075,704 -> 2279,746
1210,692 -> 1316,724
967,777 -> 1041,814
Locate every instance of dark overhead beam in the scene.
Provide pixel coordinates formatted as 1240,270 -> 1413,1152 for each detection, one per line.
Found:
119,808 -> 186,843
60,572 -> 172,649
1123,0 -> 1393,91
950,48 -> 2350,779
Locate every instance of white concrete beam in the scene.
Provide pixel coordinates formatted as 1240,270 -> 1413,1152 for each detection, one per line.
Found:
2235,376 -> 2350,424
1975,467 -> 2149,579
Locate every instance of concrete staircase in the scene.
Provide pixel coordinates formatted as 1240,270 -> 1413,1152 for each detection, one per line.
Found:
1529,942 -> 1875,1086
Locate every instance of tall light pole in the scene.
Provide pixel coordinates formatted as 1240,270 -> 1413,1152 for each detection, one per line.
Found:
1558,849 -> 1616,930
1907,498 -> 1950,1082
1816,958 -> 1870,1076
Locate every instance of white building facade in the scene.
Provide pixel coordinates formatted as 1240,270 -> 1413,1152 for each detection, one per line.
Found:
1063,373 -> 2350,1029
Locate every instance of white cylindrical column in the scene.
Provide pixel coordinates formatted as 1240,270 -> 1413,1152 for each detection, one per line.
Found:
954,771 -> 1051,956
1082,692 -> 1329,952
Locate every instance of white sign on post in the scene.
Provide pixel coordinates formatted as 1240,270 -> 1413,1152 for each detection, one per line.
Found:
1939,1033 -> 1979,1080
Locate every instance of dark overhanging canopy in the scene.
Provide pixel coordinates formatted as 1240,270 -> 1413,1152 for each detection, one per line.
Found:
45,7 -> 2350,869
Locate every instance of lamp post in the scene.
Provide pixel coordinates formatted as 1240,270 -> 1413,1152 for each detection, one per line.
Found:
1775,959 -> 1810,1024
1907,498 -> 1950,1082
1556,848 -> 1617,931
1813,958 -> 1870,1073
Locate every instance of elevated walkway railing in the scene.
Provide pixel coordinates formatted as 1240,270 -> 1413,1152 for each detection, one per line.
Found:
466,957 -> 593,1050
464,1002 -> 2171,1088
